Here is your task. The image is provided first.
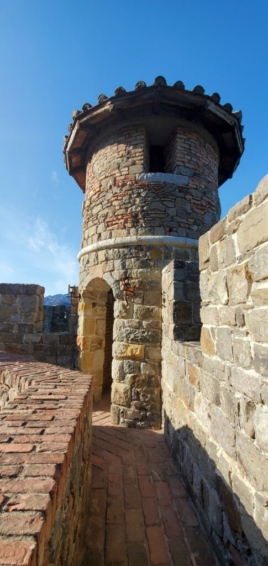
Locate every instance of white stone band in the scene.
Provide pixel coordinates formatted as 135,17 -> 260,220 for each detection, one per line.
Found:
77,235 -> 198,261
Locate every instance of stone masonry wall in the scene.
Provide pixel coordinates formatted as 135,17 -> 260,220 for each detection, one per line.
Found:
82,123 -> 220,247
0,352 -> 92,566
0,284 -> 77,369
162,176 -> 268,565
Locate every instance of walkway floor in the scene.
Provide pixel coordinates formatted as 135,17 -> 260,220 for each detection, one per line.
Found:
84,394 -> 218,566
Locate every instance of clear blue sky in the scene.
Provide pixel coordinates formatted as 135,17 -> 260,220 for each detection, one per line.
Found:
0,0 -> 267,295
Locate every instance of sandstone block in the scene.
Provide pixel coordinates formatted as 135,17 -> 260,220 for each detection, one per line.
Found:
253,343 -> 268,377
245,308 -> 268,342
230,366 -> 261,403
253,405 -> 268,451
237,199 -> 268,254
199,232 -> 210,269
210,406 -> 235,457
218,306 -> 236,326
113,342 -> 144,360
253,174 -> 268,206
254,492 -> 268,544
231,471 -> 255,516
112,382 -> 131,407
216,327 -> 233,362
233,337 -> 252,369
200,271 -> 228,305
227,263 -> 251,305
227,194 -> 252,223
210,218 -> 225,244
251,281 -> 268,306
249,241 -> 268,282
200,327 -> 215,356
236,433 -> 268,491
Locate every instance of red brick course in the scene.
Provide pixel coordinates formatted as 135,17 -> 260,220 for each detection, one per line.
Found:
0,352 -> 92,566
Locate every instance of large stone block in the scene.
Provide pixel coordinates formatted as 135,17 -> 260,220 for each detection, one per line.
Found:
216,327 -> 233,362
233,337 -> 252,369
230,366 -> 261,403
113,341 -> 144,360
237,199 -> 268,254
227,263 -> 251,305
245,308 -> 268,342
253,174 -> 268,206
210,406 -> 235,458
249,241 -> 268,282
200,271 -> 228,305
251,281 -> 268,306
112,382 -> 131,407
253,343 -> 268,377
200,327 -> 215,356
253,405 -> 268,452
236,434 -> 268,491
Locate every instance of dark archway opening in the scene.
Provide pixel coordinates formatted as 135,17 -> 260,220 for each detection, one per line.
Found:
102,289 -> 114,394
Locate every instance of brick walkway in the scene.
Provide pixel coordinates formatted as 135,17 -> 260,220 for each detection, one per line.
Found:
84,394 -> 218,566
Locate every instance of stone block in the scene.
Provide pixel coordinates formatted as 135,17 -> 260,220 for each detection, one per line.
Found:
249,241 -> 268,282
210,218 -> 225,244
231,471 -> 255,516
18,295 -> 38,313
218,236 -> 236,268
216,327 -> 233,362
233,337 -> 252,369
210,406 -> 235,457
253,405 -> 268,451
200,271 -> 228,305
215,473 -> 242,537
245,308 -> 268,342
210,244 -> 218,272
254,492 -> 268,544
227,263 -> 251,305
251,281 -> 268,306
113,342 -> 144,360
200,327 -> 215,356
133,305 -> 160,320
253,343 -> 268,377
112,382 -> 131,407
200,306 -> 219,325
199,232 -> 210,269
237,199 -> 268,254
227,194 -> 252,223
230,366 -> 261,403
199,370 -> 220,405
236,433 -> 268,491
253,174 -> 268,206
218,306 -> 236,326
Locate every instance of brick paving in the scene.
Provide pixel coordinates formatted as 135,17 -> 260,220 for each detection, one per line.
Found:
84,394 -> 218,566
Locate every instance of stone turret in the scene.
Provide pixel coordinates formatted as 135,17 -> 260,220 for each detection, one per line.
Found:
64,76 -> 244,428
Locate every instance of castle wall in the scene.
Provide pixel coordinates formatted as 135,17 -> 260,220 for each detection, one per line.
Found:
0,284 -> 77,369
162,176 -> 268,565
0,352 -> 92,566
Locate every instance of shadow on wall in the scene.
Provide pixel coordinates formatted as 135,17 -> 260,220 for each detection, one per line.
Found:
164,413 -> 268,566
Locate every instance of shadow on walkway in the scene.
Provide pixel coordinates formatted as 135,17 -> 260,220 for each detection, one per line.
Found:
83,394 -> 218,566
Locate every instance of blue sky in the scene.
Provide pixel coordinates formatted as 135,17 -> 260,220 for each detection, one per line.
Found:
0,0 -> 267,295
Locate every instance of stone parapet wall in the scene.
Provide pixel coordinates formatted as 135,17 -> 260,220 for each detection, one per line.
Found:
162,176 -> 268,565
0,352 -> 92,566
0,284 -> 77,369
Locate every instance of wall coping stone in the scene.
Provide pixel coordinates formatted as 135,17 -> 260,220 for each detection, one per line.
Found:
77,235 -> 198,261
136,172 -> 189,185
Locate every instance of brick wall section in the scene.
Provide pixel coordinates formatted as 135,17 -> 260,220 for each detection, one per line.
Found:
0,285 -> 77,369
162,176 -> 268,565
82,123 -> 220,247
0,352 -> 92,566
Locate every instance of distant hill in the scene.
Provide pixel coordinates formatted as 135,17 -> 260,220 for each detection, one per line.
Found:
44,294 -> 71,306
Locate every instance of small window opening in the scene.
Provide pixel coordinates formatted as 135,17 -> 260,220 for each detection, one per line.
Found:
149,145 -> 165,173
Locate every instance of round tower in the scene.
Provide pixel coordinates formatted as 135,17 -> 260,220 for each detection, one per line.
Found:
64,76 -> 244,428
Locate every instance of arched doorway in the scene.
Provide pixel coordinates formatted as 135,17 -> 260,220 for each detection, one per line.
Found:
78,277 -> 114,402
